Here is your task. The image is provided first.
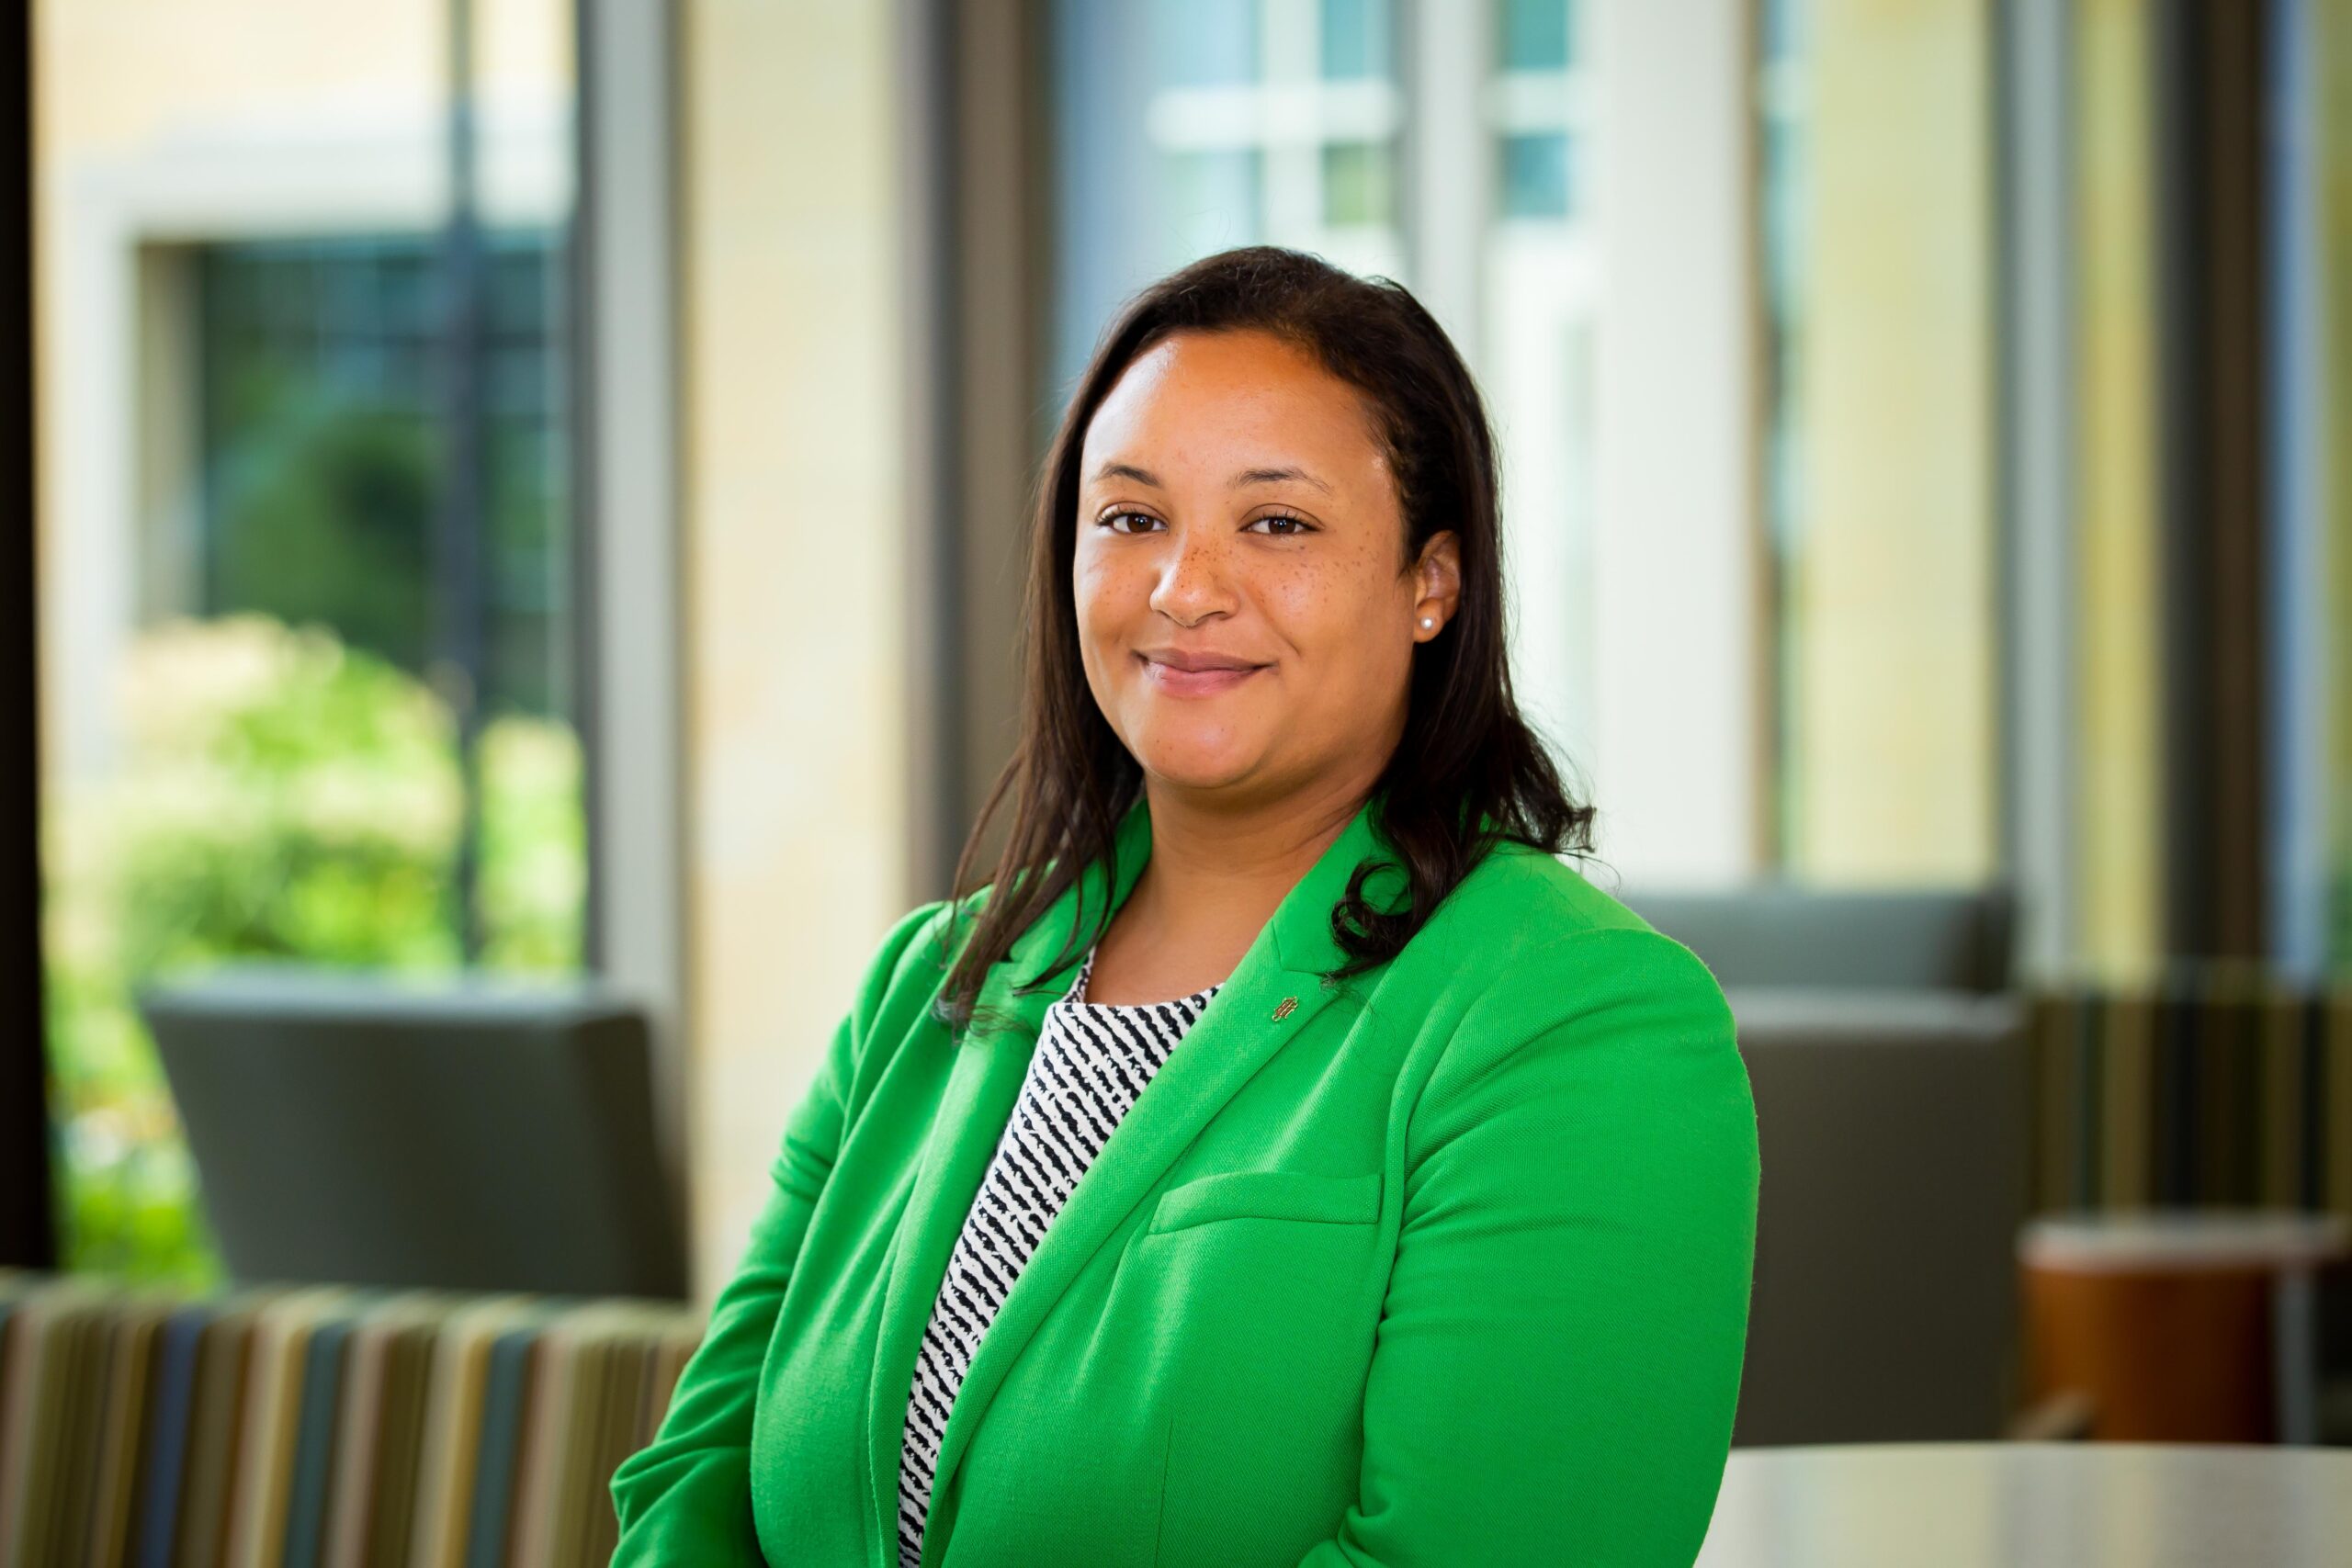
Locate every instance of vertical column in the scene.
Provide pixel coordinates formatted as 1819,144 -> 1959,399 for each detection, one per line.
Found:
674,0 -> 913,1297
2,0 -> 55,1271
1589,0 -> 1759,882
579,0 -> 691,1261
2154,0 -> 2272,963
2075,0 -> 2165,985
1999,0 -> 2081,984
2265,0 -> 2327,979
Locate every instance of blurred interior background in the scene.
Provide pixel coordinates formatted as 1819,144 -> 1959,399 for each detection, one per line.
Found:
6,0 -> 2352,1559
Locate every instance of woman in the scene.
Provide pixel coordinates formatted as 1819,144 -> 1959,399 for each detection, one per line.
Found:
609,246 -> 1759,1567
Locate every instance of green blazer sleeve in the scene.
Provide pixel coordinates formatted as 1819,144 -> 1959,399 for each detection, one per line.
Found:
1303,925 -> 1757,1567
606,898 -> 948,1567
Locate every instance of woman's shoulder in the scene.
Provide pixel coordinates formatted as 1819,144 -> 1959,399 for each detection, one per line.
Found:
848,881 -> 1025,1018
1385,840 -> 1758,1249
854,893 -> 973,998
1420,835 -> 1690,964
1378,836 -> 1733,1043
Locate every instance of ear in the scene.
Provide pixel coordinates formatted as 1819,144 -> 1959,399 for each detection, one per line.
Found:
1410,530 -> 1463,639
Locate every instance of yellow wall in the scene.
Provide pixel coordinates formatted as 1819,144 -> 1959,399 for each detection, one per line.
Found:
40,5 -> 442,159
677,0 -> 913,1298
1789,0 -> 1996,885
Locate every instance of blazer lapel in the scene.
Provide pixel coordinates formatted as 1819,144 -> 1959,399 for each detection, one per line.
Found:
865,789 -> 1403,1564
861,797 -> 1149,1560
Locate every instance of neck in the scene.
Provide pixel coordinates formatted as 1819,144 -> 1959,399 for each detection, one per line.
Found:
1114,771 -> 1377,960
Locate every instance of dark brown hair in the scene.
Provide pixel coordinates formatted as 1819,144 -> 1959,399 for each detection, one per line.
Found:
933,244 -> 1593,1043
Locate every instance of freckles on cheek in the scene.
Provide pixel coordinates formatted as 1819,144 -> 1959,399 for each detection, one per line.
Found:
1270,547 -> 1384,646
1071,556 -> 1127,660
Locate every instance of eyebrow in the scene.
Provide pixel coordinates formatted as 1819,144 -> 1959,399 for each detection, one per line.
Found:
1233,465 -> 1333,494
1089,461 -> 1333,495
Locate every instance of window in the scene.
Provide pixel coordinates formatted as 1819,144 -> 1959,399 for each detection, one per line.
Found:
194,233 -> 570,721
1046,0 -> 2010,897
1050,0 -> 1407,394
35,0 -> 582,1282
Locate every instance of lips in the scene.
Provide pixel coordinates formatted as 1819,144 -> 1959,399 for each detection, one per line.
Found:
1136,651 -> 1269,698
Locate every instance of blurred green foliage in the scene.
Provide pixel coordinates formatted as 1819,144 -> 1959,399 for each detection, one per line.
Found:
42,614 -> 585,1285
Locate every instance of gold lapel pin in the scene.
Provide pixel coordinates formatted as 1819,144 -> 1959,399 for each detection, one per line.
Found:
1271,997 -> 1298,1021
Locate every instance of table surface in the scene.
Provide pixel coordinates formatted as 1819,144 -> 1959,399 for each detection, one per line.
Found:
2019,1210 -> 2352,1270
1695,1443 -> 2352,1568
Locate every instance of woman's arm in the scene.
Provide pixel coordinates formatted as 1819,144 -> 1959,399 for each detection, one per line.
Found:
608,898 -> 948,1566
1300,925 -> 1760,1568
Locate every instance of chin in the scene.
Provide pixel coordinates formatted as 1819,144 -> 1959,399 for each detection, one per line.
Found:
1126,728 -> 1264,792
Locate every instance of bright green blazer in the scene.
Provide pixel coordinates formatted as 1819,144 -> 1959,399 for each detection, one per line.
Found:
609,790 -> 1759,1566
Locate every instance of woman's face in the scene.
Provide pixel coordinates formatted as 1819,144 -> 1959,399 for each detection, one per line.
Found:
1073,328 -> 1459,806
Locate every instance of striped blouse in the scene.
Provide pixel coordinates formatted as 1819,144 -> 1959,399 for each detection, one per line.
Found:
896,942 -> 1223,1568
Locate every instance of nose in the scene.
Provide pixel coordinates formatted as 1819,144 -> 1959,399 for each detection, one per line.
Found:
1147,524 -> 1237,626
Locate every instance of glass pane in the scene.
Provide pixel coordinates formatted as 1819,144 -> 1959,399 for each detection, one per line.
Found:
1151,0 -> 1261,87
1482,0 -> 1599,759
1322,140 -> 1396,225
1498,0 -> 1575,72
1320,0 -> 1391,80
35,0 -> 584,1284
199,240 -> 441,674
1155,147 -> 1267,267
1498,130 -> 1576,219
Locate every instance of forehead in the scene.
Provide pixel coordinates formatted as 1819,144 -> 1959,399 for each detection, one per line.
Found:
1079,329 -> 1383,475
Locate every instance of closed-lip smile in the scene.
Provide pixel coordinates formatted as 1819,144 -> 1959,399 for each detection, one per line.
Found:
1136,647 -> 1270,696
1138,647 -> 1266,672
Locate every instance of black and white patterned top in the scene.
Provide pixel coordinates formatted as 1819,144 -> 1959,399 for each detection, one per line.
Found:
896,942 -> 1223,1568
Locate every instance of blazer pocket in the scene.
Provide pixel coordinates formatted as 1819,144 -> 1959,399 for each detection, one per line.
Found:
1145,1169 -> 1382,1236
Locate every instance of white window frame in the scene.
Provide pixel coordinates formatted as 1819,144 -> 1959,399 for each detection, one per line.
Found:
1404,0 -> 1762,888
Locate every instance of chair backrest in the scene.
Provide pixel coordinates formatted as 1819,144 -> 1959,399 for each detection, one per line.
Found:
1622,883 -> 2018,992
141,964 -> 686,1301
1729,988 -> 2033,1445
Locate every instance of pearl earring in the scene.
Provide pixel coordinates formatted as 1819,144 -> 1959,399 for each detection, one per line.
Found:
1419,616 -> 1435,631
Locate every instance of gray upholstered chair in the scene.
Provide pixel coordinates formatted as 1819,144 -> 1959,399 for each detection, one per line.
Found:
1726,988 -> 2033,1444
1619,883 -> 2018,993
1607,879 -> 2033,1441
141,964 -> 686,1300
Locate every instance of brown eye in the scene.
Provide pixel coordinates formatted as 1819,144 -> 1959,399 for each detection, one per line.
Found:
1247,513 -> 1313,536
1102,511 -> 1163,535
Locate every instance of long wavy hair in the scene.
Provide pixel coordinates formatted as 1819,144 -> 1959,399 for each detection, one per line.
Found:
932,245 -> 1593,1043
